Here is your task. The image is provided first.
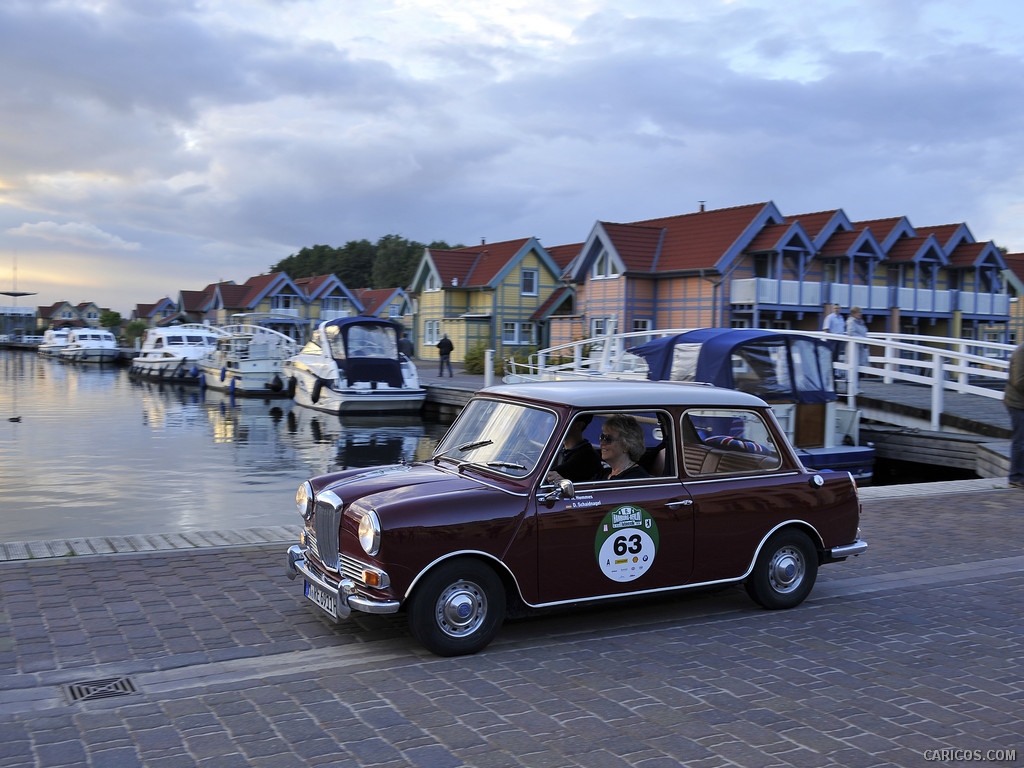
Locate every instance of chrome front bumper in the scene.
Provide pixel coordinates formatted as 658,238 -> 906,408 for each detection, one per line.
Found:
286,545 -> 401,621
828,539 -> 868,560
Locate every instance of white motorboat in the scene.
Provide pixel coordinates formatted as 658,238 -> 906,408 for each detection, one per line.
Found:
129,323 -> 229,382
198,323 -> 299,397
37,328 -> 71,358
58,328 -> 120,363
282,317 -> 425,414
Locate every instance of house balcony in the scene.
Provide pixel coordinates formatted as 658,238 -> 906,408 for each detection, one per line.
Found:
730,279 -> 1009,319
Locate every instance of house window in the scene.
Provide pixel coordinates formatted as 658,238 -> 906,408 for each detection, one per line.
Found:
322,296 -> 349,315
425,272 -> 440,292
502,322 -> 536,345
272,294 -> 297,310
424,320 -> 441,345
591,317 -> 617,337
592,249 -> 619,279
632,319 -> 651,334
521,269 -> 538,296
388,303 -> 402,318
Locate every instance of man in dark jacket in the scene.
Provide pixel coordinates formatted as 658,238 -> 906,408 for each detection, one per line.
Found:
1005,340 -> 1024,487
437,334 -> 453,376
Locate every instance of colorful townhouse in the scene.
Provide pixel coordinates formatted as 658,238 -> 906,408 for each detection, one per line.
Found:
354,287 -> 414,321
1000,254 -> 1024,346
550,201 -> 1010,348
130,297 -> 178,327
408,238 -> 576,363
36,300 -> 107,330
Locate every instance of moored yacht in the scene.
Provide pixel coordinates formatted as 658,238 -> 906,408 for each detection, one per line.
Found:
282,316 -> 425,414
198,323 -> 299,396
58,328 -> 120,363
37,328 -> 71,358
129,324 -> 229,382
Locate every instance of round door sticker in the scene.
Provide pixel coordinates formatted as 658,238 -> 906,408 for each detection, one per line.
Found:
595,505 -> 659,582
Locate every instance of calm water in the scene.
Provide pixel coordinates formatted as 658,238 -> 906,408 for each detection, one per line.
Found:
0,350 -> 451,541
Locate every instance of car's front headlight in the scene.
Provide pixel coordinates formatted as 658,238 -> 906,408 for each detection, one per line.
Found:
357,510 -> 381,556
296,481 -> 314,521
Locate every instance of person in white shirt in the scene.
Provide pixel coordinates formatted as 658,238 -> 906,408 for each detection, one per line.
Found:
822,304 -> 845,334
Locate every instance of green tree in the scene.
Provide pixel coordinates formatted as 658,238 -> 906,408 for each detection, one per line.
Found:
123,320 -> 148,346
99,310 -> 123,330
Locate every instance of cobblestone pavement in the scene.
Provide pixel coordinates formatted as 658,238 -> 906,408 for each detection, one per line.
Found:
1,486 -> 1023,767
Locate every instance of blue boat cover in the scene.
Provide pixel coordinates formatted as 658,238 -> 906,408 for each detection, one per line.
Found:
628,328 -> 836,404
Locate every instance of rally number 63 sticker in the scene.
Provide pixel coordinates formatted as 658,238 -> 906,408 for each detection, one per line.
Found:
594,505 -> 659,582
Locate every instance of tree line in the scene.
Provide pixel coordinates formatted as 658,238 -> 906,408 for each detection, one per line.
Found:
268,235 -> 461,290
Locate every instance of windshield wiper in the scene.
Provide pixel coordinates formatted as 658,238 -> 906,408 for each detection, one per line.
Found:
486,461 -> 527,470
457,439 -> 493,452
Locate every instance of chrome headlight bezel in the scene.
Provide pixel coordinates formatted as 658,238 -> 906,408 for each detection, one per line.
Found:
357,510 -> 381,556
296,481 -> 314,521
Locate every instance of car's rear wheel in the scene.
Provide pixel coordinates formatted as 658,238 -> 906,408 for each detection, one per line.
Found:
745,530 -> 818,609
408,559 -> 506,656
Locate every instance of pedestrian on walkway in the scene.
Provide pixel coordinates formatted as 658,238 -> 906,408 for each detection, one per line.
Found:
398,331 -> 414,359
1004,339 -> 1024,488
822,303 -> 845,363
437,334 -> 454,377
822,303 -> 845,334
846,306 -> 869,370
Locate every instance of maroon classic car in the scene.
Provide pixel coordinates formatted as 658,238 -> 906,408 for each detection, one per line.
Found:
286,380 -> 866,656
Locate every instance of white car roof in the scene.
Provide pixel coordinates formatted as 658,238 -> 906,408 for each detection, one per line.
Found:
480,380 -> 768,409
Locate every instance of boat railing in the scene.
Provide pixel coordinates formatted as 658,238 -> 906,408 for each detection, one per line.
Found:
509,328 -> 1011,430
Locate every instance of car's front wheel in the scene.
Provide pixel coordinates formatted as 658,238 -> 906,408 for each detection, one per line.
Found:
408,559 -> 506,656
745,530 -> 818,610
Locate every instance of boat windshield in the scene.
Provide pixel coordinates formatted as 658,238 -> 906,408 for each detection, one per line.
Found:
326,323 -> 398,360
434,399 -> 557,477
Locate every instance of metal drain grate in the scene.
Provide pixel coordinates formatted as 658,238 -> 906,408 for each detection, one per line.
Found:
64,677 -> 137,703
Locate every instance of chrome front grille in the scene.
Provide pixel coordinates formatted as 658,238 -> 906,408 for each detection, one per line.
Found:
309,491 -> 343,572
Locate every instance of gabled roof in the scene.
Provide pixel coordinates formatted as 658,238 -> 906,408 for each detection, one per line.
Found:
572,202 -> 779,279
355,287 -> 409,316
414,237 -> 562,291
745,221 -> 814,254
947,240 -> 1006,269
1003,253 -> 1024,287
818,227 -> 885,259
787,209 -> 848,243
851,216 -> 915,251
133,297 -> 176,319
531,286 -> 574,322
885,234 -> 947,265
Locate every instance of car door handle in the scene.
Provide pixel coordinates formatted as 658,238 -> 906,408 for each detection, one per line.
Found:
666,500 -> 693,508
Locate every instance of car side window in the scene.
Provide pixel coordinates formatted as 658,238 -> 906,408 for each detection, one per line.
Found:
550,410 -> 676,484
681,409 -> 781,477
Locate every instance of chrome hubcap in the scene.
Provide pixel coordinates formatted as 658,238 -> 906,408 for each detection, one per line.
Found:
768,546 -> 804,594
436,580 -> 487,638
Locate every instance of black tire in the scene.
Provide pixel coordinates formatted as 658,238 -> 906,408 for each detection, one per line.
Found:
407,559 -> 506,656
745,530 -> 818,610
311,378 -> 324,404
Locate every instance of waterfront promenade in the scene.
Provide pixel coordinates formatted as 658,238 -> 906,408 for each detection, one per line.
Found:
2,359 -> 1022,767
1,482 -> 1022,767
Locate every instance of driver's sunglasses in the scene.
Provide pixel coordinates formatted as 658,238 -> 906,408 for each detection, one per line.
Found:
598,433 -> 617,443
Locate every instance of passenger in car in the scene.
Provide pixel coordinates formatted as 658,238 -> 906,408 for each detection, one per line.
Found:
547,414 -> 602,483
593,414 -> 650,481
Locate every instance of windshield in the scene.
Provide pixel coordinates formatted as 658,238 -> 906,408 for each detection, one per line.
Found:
325,323 -> 398,359
434,399 -> 557,477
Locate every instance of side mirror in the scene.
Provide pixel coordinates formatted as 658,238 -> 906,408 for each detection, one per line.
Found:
542,478 -> 576,506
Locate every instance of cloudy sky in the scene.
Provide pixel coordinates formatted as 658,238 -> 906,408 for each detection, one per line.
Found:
3,0 -> 1024,314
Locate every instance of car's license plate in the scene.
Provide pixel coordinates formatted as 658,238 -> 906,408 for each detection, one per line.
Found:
304,580 -> 338,618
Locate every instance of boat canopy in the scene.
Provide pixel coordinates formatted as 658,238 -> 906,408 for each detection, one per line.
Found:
628,328 -> 837,404
320,316 -> 405,388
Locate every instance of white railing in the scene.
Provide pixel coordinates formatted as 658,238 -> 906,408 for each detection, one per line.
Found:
506,329 -> 1011,431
